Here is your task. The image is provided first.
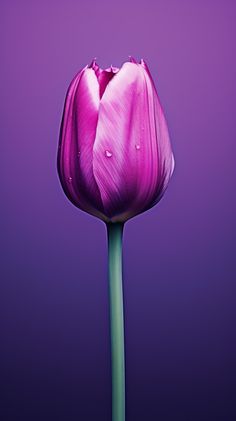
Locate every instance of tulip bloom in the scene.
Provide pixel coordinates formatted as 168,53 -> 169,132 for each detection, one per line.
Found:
57,57 -> 174,222
57,57 -> 174,421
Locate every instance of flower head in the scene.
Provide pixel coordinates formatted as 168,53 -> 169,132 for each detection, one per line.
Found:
58,57 -> 174,222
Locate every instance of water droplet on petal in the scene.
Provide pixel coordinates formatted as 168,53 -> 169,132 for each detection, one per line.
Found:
105,150 -> 112,158
135,144 -> 141,150
77,151 -> 81,157
68,176 -> 72,183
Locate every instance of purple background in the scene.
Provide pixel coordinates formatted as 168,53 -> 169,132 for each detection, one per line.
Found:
1,1 -> 235,420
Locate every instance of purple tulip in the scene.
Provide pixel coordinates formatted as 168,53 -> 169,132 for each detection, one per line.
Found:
58,57 -> 174,222
57,57 -> 175,421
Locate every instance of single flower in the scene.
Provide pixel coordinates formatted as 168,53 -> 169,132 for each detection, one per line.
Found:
57,57 -> 174,222
57,57 -> 175,421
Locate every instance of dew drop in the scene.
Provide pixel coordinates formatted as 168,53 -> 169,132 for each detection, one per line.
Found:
135,144 -> 141,150
68,176 -> 72,183
77,151 -> 81,157
105,150 -> 113,158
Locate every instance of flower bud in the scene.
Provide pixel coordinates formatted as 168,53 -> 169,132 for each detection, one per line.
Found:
58,57 -> 174,222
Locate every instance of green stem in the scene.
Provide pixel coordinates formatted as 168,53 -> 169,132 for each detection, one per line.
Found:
107,222 -> 125,421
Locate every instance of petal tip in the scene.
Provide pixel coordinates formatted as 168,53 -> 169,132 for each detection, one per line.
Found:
89,57 -> 97,69
129,55 -> 137,63
140,59 -> 152,76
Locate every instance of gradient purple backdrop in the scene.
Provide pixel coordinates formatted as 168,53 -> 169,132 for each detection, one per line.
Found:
1,1 -> 235,420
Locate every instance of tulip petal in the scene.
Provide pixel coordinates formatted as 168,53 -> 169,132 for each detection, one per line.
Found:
89,58 -> 103,78
58,67 -> 106,219
92,62 -> 173,220
98,69 -> 117,98
92,63 -> 141,218
142,66 -> 175,209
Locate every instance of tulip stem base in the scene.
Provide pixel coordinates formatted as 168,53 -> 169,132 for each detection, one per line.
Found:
107,222 -> 125,421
